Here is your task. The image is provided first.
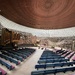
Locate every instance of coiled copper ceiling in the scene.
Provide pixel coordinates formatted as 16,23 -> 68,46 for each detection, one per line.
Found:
0,0 -> 75,29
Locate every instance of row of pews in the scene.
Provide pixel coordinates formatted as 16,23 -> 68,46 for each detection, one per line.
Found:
0,47 -> 35,75
56,49 -> 75,59
31,49 -> 75,75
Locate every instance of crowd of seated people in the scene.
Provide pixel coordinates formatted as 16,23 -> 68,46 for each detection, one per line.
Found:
0,47 -> 35,75
31,49 -> 75,75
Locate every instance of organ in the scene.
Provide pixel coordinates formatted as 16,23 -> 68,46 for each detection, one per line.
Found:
0,28 -> 20,46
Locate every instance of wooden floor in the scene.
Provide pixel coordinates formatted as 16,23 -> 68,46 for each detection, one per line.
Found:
1,47 -> 75,75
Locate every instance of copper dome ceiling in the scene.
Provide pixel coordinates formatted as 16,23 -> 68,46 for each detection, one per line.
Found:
0,0 -> 75,29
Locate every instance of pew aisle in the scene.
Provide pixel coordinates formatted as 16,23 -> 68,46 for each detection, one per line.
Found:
8,47 -> 44,75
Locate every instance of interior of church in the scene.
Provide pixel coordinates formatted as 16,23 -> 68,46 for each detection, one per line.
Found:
0,0 -> 75,75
